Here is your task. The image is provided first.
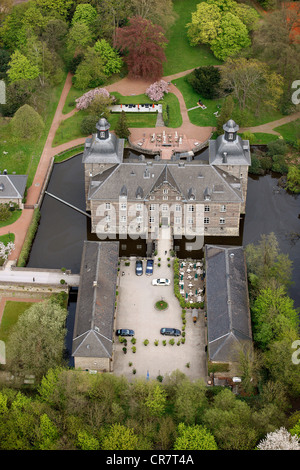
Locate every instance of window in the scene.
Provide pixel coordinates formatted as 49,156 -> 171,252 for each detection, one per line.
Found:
204,217 -> 210,224
204,205 -> 210,212
150,204 -> 155,211
105,203 -> 111,210
121,215 -> 127,222
106,215 -> 111,222
228,133 -> 233,140
136,203 -> 142,211
163,189 -> 168,194
175,205 -> 181,212
175,217 -> 181,224
163,195 -> 168,200
150,195 -> 155,200
220,218 -> 225,225
149,216 -> 155,223
120,203 -> 127,210
176,196 -> 181,201
188,205 -> 194,212
220,205 -> 226,212
162,205 -> 168,211
188,218 -> 193,225
136,216 -> 142,223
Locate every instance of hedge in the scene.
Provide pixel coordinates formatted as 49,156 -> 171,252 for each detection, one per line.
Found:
17,208 -> 41,267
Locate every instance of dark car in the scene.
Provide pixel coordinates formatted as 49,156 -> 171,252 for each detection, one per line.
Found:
160,328 -> 181,336
116,329 -> 135,337
135,259 -> 143,276
146,259 -> 154,276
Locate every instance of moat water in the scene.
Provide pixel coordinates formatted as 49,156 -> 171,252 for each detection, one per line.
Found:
27,151 -> 300,308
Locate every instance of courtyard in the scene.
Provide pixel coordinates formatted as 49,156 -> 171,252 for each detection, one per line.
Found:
113,256 -> 208,382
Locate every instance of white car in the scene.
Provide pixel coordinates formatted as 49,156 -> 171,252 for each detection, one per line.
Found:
152,278 -> 170,286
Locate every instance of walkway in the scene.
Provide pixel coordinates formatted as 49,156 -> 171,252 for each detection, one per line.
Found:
240,111 -> 300,135
0,262 -> 80,287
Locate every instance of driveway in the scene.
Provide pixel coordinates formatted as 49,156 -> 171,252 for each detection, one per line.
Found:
113,256 -> 207,382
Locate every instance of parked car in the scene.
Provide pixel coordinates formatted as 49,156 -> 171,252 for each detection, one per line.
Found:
116,329 -> 135,336
152,278 -> 170,286
146,259 -> 154,275
135,259 -> 143,276
160,328 -> 181,336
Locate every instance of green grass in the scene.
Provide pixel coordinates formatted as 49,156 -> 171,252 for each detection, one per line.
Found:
273,119 -> 300,143
163,0 -> 221,76
0,301 -> 34,343
163,92 -> 183,128
247,133 -> 279,145
0,73 -> 67,187
53,109 -> 158,147
0,233 -> 15,244
0,209 -> 22,228
54,145 -> 85,163
173,75 -> 223,126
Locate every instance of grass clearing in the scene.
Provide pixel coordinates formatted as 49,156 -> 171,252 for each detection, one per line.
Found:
0,210 -> 22,229
163,0 -> 221,76
0,301 -> 35,343
273,119 -> 300,144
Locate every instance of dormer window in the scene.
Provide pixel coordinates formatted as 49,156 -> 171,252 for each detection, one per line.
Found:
228,133 -> 233,140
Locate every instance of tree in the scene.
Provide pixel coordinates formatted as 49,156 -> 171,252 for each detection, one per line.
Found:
286,165 -> 300,194
210,13 -> 251,61
216,94 -> 234,135
71,3 -> 97,26
203,388 -> 259,450
245,233 -> 293,297
251,286 -> 299,350
187,66 -> 221,99
102,424 -> 138,450
114,111 -> 131,139
146,80 -> 169,101
187,2 -> 222,46
34,0 -> 75,19
66,22 -> 94,56
173,379 -> 208,425
173,423 -> 218,450
257,428 -> 300,450
94,39 -> 123,76
115,16 -> 168,80
129,0 -> 177,33
11,104 -> 44,140
6,299 -> 68,382
7,50 -> 40,83
186,0 -> 257,60
73,47 -> 106,89
75,88 -> 111,110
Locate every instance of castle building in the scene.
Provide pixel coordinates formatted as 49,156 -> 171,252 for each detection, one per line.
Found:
82,118 -> 251,243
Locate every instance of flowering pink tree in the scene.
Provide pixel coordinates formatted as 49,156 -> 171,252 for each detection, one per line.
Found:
145,80 -> 169,101
75,88 -> 111,110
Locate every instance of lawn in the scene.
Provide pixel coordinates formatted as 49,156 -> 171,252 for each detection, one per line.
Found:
0,73 -> 67,187
173,75 -> 223,126
0,209 -> 22,228
274,119 -> 300,144
0,301 -> 35,343
52,109 -> 158,147
163,0 -> 221,76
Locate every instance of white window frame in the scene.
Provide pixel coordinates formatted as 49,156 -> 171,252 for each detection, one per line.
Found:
220,218 -> 226,225
204,217 -> 210,224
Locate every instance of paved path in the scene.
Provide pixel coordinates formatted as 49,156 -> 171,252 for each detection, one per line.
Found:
0,262 -> 80,286
240,111 -> 300,136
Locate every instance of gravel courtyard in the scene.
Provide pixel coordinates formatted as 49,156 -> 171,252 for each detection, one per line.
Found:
113,257 -> 208,382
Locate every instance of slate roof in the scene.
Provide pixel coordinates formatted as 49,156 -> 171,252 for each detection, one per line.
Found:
82,132 -> 124,164
0,174 -> 28,199
205,245 -> 252,363
209,120 -> 251,166
72,241 -> 119,359
88,162 -> 243,203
